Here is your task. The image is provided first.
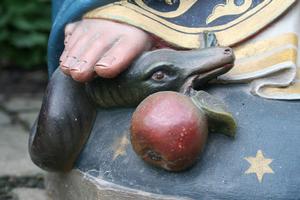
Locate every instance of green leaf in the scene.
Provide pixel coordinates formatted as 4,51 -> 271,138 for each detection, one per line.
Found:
190,90 -> 237,137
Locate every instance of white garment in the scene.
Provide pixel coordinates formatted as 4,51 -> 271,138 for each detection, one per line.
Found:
219,2 -> 300,100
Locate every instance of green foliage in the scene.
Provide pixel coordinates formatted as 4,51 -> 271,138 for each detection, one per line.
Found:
0,0 -> 51,69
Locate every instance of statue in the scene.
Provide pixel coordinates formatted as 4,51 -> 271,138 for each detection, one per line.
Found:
30,44 -> 237,171
29,0 -> 300,199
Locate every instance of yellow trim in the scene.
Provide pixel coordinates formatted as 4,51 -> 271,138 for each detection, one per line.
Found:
207,0 -> 253,24
135,0 -> 198,18
225,33 -> 298,76
263,82 -> 300,95
86,0 -> 273,33
234,33 -> 298,59
84,0 -> 296,48
84,4 -> 200,48
216,0 -> 296,46
227,48 -> 297,76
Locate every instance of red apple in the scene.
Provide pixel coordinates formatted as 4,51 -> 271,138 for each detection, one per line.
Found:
130,91 -> 208,171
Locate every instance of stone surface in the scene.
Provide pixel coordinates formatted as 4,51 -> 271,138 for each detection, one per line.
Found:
18,113 -> 38,128
0,69 -> 47,97
52,85 -> 298,200
12,188 -> 48,200
0,69 -> 47,199
0,111 -> 10,125
3,97 -> 42,112
0,125 -> 43,177
46,170 -> 186,200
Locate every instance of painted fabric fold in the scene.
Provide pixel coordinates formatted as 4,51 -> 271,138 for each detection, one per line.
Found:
220,32 -> 299,100
51,0 -> 299,99
84,0 -> 299,100
218,2 -> 300,100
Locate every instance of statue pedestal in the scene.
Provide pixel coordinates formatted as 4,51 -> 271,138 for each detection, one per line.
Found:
46,170 -> 187,200
45,85 -> 300,200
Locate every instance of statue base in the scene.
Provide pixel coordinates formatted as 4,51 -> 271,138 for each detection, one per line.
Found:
46,170 -> 187,200
46,85 -> 300,200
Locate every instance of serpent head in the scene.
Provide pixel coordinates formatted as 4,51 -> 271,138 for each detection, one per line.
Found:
87,47 -> 235,107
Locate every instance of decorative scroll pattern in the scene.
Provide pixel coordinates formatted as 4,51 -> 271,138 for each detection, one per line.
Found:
207,0 -> 253,24
84,0 -> 295,49
136,0 -> 197,18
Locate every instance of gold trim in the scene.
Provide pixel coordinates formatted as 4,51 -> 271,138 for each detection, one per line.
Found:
263,82 -> 300,95
228,48 -> 297,75
85,4 -> 201,48
207,0 -> 253,24
234,33 -> 298,59
86,0 -> 273,33
135,0 -> 197,18
216,0 -> 296,46
226,33 -> 298,76
221,33 -> 299,99
84,0 -> 295,48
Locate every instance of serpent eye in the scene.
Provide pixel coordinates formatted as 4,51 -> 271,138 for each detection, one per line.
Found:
151,71 -> 166,81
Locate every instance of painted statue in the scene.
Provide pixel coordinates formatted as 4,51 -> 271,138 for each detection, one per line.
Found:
29,0 -> 300,199
47,0 -> 299,101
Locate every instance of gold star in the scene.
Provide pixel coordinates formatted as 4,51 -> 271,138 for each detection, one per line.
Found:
112,133 -> 130,160
244,150 -> 274,183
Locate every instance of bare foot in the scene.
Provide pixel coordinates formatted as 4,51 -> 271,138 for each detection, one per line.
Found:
59,19 -> 153,82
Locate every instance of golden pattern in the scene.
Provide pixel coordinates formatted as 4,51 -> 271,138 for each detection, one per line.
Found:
84,1 -> 299,99
244,150 -> 274,183
136,0 -> 197,18
207,0 -> 253,24
84,0 -> 295,47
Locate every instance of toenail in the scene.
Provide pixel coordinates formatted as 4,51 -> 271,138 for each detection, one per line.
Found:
96,56 -> 116,67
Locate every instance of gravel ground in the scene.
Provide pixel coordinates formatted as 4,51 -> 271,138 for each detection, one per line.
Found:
0,69 -> 49,200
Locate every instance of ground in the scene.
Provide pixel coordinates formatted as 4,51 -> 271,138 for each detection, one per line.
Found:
0,69 -> 49,200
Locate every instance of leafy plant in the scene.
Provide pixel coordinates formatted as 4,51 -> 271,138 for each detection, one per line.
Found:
0,0 -> 51,69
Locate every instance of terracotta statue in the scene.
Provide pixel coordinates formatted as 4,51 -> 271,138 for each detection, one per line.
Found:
30,1 -> 300,199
